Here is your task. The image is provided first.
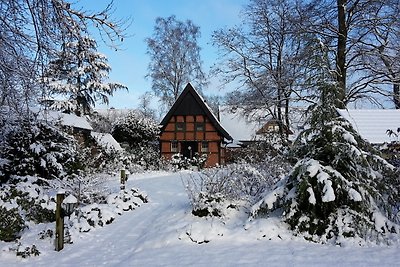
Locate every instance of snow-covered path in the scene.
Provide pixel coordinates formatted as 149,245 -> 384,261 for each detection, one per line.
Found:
1,171 -> 400,266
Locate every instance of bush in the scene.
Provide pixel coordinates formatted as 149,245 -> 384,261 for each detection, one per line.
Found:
0,116 -> 82,182
171,153 -> 207,170
112,111 -> 159,147
0,207 -> 26,242
183,161 -> 287,218
0,176 -> 56,241
111,111 -> 161,170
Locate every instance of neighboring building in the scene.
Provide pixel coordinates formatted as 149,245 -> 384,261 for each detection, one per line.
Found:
39,110 -> 93,141
159,83 -> 232,167
219,106 -> 305,148
337,109 -> 400,144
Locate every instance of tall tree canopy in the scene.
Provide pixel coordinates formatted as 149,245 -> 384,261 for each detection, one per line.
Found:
44,36 -> 127,115
0,0 -> 127,115
213,0 -> 400,111
296,0 -> 400,107
212,0 -> 307,140
146,15 -> 207,109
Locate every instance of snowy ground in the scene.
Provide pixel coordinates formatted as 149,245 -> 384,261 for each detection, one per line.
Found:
1,171 -> 399,266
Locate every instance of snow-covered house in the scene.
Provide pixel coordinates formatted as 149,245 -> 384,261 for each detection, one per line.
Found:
159,83 -> 232,167
337,109 -> 400,144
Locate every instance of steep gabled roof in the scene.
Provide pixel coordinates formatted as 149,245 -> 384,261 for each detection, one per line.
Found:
160,83 -> 232,140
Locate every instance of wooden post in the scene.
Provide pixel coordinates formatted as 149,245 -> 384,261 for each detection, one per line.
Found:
120,169 -> 126,190
55,192 -> 65,251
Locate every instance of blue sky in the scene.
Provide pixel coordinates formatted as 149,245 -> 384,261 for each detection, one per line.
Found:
79,0 -> 247,109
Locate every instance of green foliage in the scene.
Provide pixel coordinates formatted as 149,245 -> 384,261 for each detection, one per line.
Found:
0,207 -> 26,242
252,83 -> 399,243
16,244 -> 41,258
0,176 -> 56,242
112,111 -> 159,147
0,117 -> 82,182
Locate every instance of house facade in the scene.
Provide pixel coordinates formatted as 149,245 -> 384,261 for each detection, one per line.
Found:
159,83 -> 232,167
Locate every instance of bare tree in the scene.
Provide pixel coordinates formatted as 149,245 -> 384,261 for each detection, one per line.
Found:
356,1 -> 400,108
295,0 -> 400,107
212,0 -> 307,140
138,92 -> 157,120
146,16 -> 207,108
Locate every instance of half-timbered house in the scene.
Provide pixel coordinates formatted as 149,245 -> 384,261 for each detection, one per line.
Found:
159,83 -> 232,167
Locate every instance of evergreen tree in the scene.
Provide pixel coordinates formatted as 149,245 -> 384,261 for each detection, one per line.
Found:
45,36 -> 126,115
252,83 -> 399,243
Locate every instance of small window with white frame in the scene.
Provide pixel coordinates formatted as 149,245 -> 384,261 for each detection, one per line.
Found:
171,141 -> 178,153
195,122 -> 205,131
201,141 -> 208,152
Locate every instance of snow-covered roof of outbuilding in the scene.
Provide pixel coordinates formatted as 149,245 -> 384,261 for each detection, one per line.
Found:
219,107 -> 267,147
91,132 -> 123,152
337,109 -> 400,144
38,110 -> 93,130
219,106 -> 307,147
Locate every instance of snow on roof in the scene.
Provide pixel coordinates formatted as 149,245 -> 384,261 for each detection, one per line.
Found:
94,108 -> 135,117
337,109 -> 400,144
219,107 -> 267,147
219,106 -> 307,147
39,110 -> 93,130
91,132 -> 123,152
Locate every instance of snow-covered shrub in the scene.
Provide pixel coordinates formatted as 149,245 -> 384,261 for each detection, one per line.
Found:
252,84 -> 400,244
0,116 -> 82,182
228,139 -> 287,164
44,173 -> 113,205
112,110 -> 159,147
0,176 -> 56,241
184,162 -> 282,218
0,207 -> 25,241
170,153 -> 207,170
67,187 -> 148,235
10,243 -> 41,258
112,111 -> 160,169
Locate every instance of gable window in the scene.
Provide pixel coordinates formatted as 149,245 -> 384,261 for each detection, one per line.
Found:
171,140 -> 178,153
195,122 -> 205,131
201,141 -> 209,152
175,122 -> 185,131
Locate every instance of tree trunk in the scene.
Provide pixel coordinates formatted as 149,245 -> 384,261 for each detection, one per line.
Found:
336,0 -> 347,108
394,83 -> 400,109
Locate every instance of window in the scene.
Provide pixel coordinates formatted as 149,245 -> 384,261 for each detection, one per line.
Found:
267,124 -> 280,132
201,141 -> 209,152
195,122 -> 205,131
175,122 -> 185,131
171,141 -> 178,153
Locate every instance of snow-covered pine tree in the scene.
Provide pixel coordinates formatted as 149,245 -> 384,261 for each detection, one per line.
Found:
252,83 -> 399,244
44,36 -> 126,115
